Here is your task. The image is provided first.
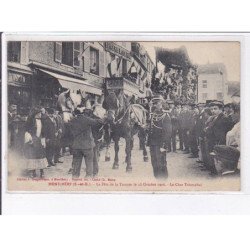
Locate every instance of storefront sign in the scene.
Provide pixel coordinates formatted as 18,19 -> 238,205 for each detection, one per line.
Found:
106,77 -> 140,96
105,42 -> 131,60
106,77 -> 124,89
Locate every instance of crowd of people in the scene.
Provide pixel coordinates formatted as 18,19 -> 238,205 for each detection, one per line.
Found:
8,90 -> 240,180
144,95 -> 241,178
8,103 -> 106,179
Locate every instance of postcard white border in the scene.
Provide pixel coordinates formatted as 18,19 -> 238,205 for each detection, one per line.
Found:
2,32 -> 250,214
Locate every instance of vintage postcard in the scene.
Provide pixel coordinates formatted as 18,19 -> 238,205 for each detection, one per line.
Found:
3,35 -> 241,192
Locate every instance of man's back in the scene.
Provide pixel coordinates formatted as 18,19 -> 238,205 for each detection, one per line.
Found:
70,114 -> 102,150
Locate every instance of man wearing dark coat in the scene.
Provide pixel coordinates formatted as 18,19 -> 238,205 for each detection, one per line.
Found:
205,101 -> 234,175
188,104 -> 199,158
54,110 -> 65,164
179,103 -> 192,153
148,95 -> 172,179
69,109 -> 104,178
42,108 -> 57,167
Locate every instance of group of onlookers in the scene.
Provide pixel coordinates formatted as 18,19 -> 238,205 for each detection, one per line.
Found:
23,107 -> 65,178
165,100 -> 240,176
8,101 -> 106,179
8,95 -> 240,179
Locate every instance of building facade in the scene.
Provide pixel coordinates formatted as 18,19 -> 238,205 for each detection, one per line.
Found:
197,63 -> 227,103
7,41 -> 155,115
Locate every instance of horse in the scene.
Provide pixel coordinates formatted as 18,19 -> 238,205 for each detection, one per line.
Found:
103,89 -> 148,172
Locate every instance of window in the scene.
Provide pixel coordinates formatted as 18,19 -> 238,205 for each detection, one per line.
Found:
90,47 -> 99,75
202,83 -> 207,88
55,42 -> 80,67
202,93 -> 208,100
62,42 -> 73,66
8,42 -> 21,62
217,92 -> 223,100
202,80 -> 207,83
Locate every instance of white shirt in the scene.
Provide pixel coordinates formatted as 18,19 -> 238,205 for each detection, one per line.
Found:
36,119 -> 42,137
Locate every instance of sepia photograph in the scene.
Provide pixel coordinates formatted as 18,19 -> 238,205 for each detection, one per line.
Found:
5,38 -> 241,192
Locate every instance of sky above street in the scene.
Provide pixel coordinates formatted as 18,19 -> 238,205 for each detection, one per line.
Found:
140,41 -> 240,82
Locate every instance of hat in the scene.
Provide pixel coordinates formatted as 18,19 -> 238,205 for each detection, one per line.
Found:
224,103 -> 232,108
211,145 -> 240,163
197,103 -> 206,107
46,107 -> 55,114
205,100 -> 213,106
151,95 -> 164,103
190,103 -> 197,108
209,101 -> 224,108
29,107 -> 42,117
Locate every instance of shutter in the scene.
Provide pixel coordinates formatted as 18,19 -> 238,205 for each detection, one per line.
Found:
73,42 -> 80,67
84,45 -> 90,72
99,50 -> 105,77
20,41 -> 26,64
55,42 -> 62,62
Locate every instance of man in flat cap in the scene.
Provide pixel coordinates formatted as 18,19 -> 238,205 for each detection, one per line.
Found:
204,101 -> 234,175
148,95 -> 172,179
210,145 -> 240,175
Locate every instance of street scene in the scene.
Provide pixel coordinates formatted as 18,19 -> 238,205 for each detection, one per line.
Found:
6,40 -> 241,191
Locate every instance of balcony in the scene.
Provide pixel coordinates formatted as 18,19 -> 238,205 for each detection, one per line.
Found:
105,75 -> 140,97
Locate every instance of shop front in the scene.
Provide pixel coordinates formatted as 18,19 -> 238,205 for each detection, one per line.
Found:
33,68 -> 102,108
8,69 -> 33,150
8,70 -> 32,115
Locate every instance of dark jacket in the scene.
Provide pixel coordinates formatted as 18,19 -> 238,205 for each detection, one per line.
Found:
69,114 -> 103,150
206,112 -> 233,145
54,114 -> 65,139
148,110 -> 172,148
169,108 -> 179,130
42,116 -> 57,140
179,110 -> 192,130
197,111 -> 209,138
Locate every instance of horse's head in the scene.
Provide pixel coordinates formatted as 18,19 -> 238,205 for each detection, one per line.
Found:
102,90 -> 119,123
57,89 -> 87,123
93,103 -> 106,119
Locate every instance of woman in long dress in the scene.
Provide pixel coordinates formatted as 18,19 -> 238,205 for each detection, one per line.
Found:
23,108 -> 47,178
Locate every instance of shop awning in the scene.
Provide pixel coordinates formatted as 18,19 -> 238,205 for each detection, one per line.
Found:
39,69 -> 102,95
